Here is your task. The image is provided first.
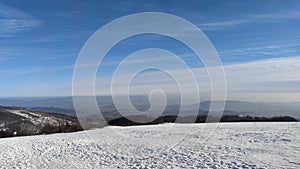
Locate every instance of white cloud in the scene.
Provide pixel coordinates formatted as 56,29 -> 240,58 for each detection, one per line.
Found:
249,11 -> 300,21
197,11 -> 300,31
0,64 -> 75,75
199,20 -> 246,31
0,3 -> 41,36
91,56 -> 300,102
217,41 -> 300,62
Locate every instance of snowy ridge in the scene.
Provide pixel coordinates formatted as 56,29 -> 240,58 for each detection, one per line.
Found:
0,122 -> 299,168
9,110 -> 33,119
0,106 -> 77,133
7,109 -> 66,126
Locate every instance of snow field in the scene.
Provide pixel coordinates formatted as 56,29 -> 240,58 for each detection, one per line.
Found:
0,122 -> 299,168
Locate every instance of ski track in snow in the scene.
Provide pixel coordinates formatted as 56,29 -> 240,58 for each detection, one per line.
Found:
0,122 -> 299,169
6,109 -> 68,126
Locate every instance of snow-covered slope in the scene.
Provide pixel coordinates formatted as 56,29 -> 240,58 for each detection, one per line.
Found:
0,122 -> 299,168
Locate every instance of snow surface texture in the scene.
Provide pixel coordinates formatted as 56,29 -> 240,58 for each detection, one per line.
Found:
0,122 -> 299,168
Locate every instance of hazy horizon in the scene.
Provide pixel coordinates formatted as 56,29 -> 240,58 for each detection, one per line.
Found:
0,95 -> 300,104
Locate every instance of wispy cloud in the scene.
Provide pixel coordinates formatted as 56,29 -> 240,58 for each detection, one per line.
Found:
249,11 -> 300,21
199,20 -> 246,31
0,69 -> 12,73
0,3 -> 41,36
0,64 -> 74,75
198,11 -> 300,31
100,53 -> 177,67
0,48 -> 15,62
219,42 -> 300,61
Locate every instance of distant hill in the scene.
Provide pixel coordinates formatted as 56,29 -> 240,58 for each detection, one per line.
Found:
197,100 -> 300,119
108,115 -> 298,126
0,106 -> 82,137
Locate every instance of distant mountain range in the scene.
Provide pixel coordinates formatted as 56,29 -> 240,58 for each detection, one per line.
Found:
0,96 -> 299,120
199,101 -> 299,118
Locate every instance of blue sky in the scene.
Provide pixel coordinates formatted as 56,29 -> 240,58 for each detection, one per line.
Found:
0,0 -> 300,101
